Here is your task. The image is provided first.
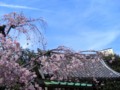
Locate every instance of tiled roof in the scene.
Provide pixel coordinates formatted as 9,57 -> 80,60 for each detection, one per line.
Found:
41,50 -> 120,81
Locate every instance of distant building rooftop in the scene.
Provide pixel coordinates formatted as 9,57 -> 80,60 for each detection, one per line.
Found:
99,48 -> 114,56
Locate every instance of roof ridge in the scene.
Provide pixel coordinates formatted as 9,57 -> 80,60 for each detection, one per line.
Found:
100,59 -> 120,76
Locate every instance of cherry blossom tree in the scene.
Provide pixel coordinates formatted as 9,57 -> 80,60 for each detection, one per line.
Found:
0,12 -> 45,90
0,12 -> 46,49
0,35 -> 39,89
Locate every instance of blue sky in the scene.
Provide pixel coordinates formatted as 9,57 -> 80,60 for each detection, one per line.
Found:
0,0 -> 120,54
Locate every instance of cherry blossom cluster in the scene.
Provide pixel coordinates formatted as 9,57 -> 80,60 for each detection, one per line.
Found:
39,46 -> 101,81
1,12 -> 46,49
40,47 -> 83,81
0,34 -> 39,89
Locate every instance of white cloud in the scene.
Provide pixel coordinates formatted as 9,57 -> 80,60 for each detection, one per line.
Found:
0,2 -> 39,10
48,29 -> 120,51
81,30 -> 120,49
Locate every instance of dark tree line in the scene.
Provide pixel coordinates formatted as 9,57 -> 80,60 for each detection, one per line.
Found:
102,54 -> 120,90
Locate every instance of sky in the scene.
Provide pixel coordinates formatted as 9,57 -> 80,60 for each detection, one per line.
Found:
0,0 -> 120,54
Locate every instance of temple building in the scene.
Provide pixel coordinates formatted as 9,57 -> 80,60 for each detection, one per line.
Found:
37,48 -> 120,90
